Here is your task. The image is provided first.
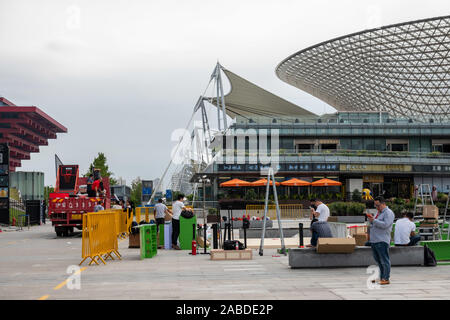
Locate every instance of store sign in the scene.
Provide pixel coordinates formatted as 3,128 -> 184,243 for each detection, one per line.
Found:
285,163 -> 311,171
341,164 -> 412,172
413,165 -> 450,172
312,163 -> 339,171
363,175 -> 384,183
219,163 -> 339,172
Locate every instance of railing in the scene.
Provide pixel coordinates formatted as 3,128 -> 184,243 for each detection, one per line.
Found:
245,204 -> 307,220
215,149 -> 450,160
136,205 -> 194,223
80,209 -> 131,266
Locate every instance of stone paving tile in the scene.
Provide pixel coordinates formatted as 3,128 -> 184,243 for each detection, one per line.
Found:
3,223 -> 450,300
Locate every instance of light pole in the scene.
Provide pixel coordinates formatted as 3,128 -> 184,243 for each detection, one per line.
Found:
200,175 -> 210,255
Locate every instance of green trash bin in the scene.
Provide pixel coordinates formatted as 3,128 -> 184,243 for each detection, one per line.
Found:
139,224 -> 157,259
179,215 -> 197,250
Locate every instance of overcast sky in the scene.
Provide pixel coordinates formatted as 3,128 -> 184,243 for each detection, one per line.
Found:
0,0 -> 448,186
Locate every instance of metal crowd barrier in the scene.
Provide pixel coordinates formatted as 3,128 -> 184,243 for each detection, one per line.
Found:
245,204 -> 306,220
80,209 -> 131,266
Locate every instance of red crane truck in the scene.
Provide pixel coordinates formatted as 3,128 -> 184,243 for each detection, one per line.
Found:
48,165 -> 111,237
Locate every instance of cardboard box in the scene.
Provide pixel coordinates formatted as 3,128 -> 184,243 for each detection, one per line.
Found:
210,249 -> 253,260
353,233 -> 368,246
197,236 -> 210,248
423,205 -> 439,219
327,216 -> 338,222
128,233 -> 140,248
348,225 -> 368,237
316,238 -> 356,254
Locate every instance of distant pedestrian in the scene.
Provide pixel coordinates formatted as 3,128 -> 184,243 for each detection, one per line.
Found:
112,201 -> 122,210
154,199 -> 173,249
367,196 -> 394,285
432,186 -> 438,202
94,201 -> 104,212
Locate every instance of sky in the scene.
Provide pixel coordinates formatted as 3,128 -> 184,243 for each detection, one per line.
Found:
0,0 -> 448,187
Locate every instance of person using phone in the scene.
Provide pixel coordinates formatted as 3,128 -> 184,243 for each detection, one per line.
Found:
307,198 -> 330,247
367,196 -> 394,285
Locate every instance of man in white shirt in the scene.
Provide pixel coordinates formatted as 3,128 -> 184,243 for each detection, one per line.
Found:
394,212 -> 420,246
171,194 -> 185,250
310,198 -> 330,222
307,198 -> 330,247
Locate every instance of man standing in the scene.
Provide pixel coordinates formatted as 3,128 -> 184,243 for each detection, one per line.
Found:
367,196 -> 395,285
86,174 -> 95,197
154,198 -> 172,236
394,212 -> 420,246
171,194 -> 185,250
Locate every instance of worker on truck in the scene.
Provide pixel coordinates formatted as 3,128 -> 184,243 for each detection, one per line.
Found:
87,174 -> 95,197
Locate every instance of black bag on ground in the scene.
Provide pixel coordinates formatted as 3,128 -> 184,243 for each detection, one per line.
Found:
181,209 -> 194,219
223,240 -> 245,250
130,221 -> 139,235
424,245 -> 437,266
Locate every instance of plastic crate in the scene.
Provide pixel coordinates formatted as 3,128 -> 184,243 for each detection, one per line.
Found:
420,240 -> 450,261
139,224 -> 157,259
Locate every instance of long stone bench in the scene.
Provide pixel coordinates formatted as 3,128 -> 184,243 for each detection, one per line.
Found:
289,246 -> 425,268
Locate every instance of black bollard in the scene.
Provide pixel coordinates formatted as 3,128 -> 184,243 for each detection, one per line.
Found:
299,223 -> 304,247
212,223 -> 218,249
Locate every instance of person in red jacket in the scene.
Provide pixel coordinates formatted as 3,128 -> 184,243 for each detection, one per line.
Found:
92,179 -> 100,196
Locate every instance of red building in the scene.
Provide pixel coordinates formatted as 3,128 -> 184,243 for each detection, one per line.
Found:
0,97 -> 67,171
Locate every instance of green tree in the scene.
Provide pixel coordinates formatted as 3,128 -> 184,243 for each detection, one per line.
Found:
84,152 -> 118,185
130,177 -> 142,206
44,186 -> 54,206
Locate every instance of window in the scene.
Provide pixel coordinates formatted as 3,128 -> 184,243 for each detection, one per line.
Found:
321,144 -> 337,150
296,144 -> 314,152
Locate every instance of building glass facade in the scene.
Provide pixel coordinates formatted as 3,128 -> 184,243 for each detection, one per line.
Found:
201,112 -> 450,200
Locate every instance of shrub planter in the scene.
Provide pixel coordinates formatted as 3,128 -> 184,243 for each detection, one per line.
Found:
329,216 -> 366,223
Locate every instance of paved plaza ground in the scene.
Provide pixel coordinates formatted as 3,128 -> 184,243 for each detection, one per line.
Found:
1,223 -> 450,300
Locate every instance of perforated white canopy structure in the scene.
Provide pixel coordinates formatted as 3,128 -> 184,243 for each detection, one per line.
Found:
276,15 -> 450,122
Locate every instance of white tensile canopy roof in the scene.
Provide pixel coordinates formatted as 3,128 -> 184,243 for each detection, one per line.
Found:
211,67 -> 317,119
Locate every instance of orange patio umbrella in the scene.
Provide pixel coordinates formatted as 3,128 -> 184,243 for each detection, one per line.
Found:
281,178 -> 311,187
311,178 -> 342,187
251,179 -> 280,187
220,178 -> 251,187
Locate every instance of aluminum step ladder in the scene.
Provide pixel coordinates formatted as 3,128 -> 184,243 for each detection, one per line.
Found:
414,184 -> 440,240
439,192 -> 450,240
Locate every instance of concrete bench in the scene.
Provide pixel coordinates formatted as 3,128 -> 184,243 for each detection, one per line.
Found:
289,246 -> 425,268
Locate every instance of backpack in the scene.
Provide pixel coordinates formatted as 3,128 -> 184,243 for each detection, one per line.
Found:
424,245 -> 437,267
223,240 -> 245,250
130,221 -> 139,235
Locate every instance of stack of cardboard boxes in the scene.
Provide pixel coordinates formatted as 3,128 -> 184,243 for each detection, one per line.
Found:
316,238 -> 356,253
348,225 -> 368,246
420,205 -> 439,227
